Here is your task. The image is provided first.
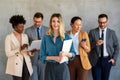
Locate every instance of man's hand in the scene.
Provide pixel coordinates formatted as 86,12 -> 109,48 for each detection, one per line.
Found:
96,39 -> 104,46
30,48 -> 38,53
108,59 -> 115,64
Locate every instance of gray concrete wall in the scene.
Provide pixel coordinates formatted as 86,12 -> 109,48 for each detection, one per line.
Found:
0,0 -> 120,80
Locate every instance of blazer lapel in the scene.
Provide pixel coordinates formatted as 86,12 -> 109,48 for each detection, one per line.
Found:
106,28 -> 109,47
41,26 -> 44,38
41,26 -> 47,38
31,26 -> 38,40
78,31 -> 82,41
21,34 -> 29,45
78,31 -> 84,42
95,28 -> 100,40
11,33 -> 20,48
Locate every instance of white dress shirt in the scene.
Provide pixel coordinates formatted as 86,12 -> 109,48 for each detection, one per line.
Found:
99,27 -> 109,57
70,31 -> 79,55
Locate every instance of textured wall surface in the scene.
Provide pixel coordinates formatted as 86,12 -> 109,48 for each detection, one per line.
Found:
0,0 -> 120,80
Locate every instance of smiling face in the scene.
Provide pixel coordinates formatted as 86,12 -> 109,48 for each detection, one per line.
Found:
98,17 -> 108,29
14,23 -> 24,33
71,19 -> 82,33
51,17 -> 60,32
48,13 -> 65,39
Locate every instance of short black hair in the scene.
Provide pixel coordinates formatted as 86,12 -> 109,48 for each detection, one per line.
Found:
9,15 -> 26,28
71,16 -> 82,24
34,12 -> 43,19
98,14 -> 108,19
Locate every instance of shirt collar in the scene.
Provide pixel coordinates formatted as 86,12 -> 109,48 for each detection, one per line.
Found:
70,30 -> 79,36
50,33 -> 60,38
34,25 -> 42,30
99,27 -> 107,32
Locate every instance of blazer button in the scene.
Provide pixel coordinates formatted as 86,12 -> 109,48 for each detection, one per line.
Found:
16,63 -> 18,65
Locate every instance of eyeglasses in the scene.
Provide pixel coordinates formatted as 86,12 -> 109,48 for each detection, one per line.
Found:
99,21 -> 107,24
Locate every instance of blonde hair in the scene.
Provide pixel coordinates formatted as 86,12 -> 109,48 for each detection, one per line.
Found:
47,13 -> 65,40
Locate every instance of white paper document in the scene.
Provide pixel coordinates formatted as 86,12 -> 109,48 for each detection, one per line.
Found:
28,40 -> 41,50
60,39 -> 72,63
62,39 -> 72,52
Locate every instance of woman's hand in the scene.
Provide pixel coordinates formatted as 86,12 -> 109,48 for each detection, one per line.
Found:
54,56 -> 62,63
20,44 -> 28,51
59,51 -> 66,57
80,41 -> 87,49
46,56 -> 62,63
80,42 -> 88,50
59,51 -> 72,58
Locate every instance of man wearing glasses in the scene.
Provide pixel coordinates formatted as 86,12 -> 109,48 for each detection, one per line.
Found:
25,12 -> 48,80
89,14 -> 119,80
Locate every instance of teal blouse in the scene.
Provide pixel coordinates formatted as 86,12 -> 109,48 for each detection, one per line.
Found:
39,33 -> 76,63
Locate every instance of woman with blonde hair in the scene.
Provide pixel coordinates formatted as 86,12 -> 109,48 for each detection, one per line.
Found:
39,13 -> 76,80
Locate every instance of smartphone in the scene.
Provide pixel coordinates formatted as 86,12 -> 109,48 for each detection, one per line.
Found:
99,37 -> 103,40
81,38 -> 86,42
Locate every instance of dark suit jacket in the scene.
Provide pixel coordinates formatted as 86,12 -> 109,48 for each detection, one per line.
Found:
24,25 -> 48,65
89,27 -> 119,66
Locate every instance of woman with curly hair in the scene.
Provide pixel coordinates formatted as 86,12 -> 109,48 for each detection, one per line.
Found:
5,15 -> 33,80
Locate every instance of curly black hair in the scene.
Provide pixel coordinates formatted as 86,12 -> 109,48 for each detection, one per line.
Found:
9,15 -> 26,28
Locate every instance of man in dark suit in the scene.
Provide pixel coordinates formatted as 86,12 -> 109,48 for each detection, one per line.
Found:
25,12 -> 48,80
89,14 -> 119,80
